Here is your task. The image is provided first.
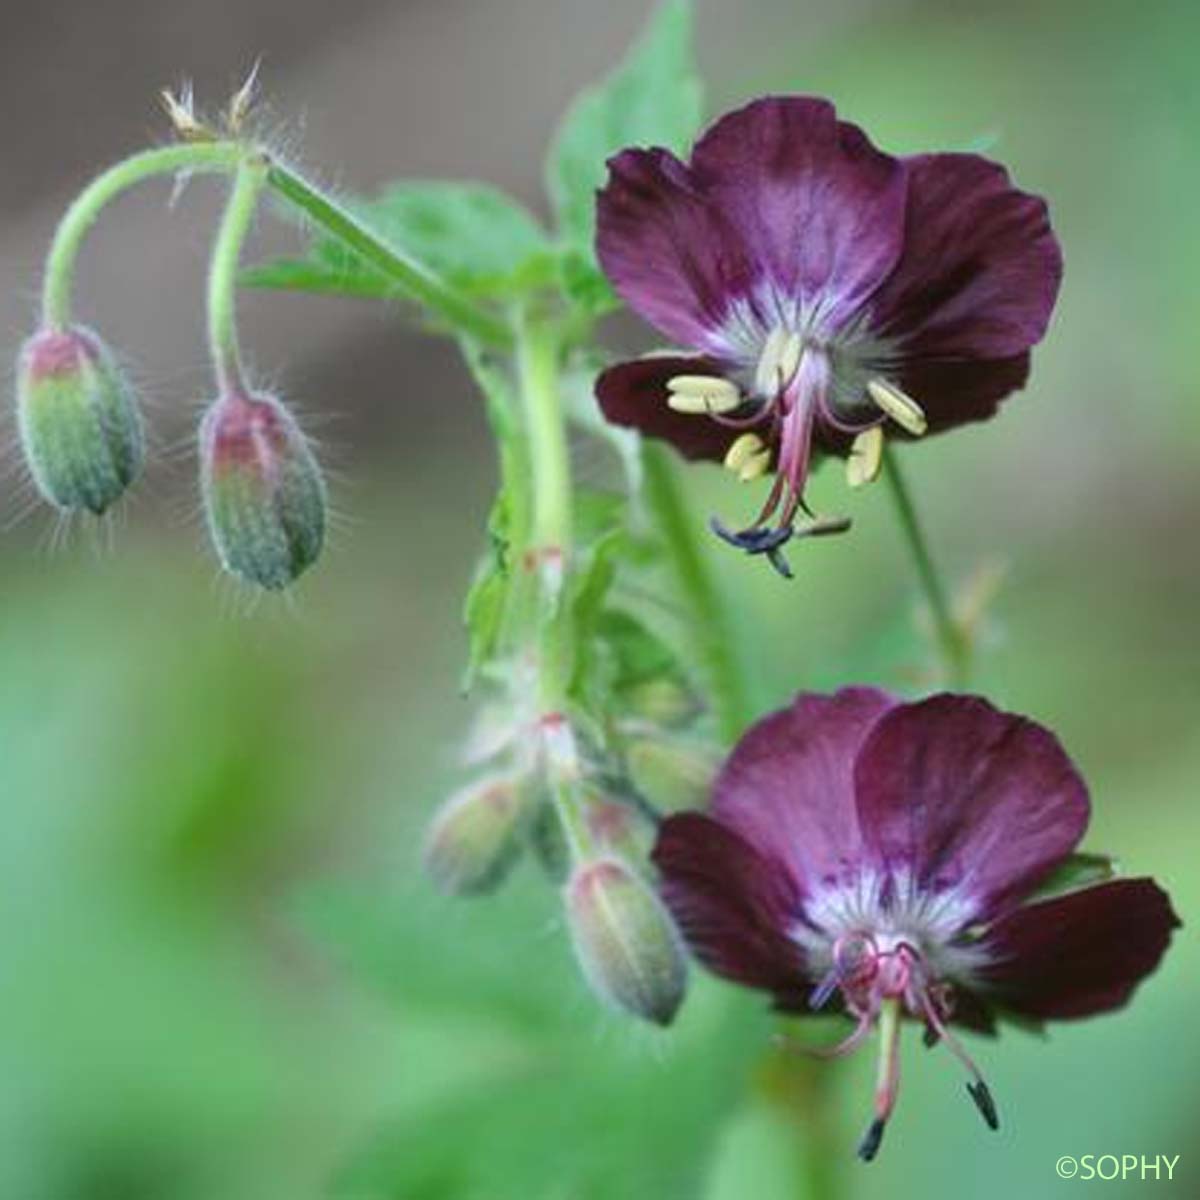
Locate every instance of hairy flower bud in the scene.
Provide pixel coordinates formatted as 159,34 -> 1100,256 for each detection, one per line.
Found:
565,856 -> 686,1026
16,326 -> 144,514
583,795 -> 654,864
625,736 -> 719,812
423,774 -> 529,896
199,390 -> 325,589
620,677 -> 702,728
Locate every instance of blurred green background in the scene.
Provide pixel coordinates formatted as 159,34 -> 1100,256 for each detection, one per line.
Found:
1,1 -> 1196,1197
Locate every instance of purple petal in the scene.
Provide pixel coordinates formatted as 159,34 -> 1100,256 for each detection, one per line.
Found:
595,355 -> 751,463
896,352 -> 1032,436
596,148 -> 754,351
978,879 -> 1179,1019
869,153 -> 1063,359
854,694 -> 1089,915
812,354 -> 1032,458
689,97 -> 909,330
712,688 -> 898,890
653,812 -> 807,1001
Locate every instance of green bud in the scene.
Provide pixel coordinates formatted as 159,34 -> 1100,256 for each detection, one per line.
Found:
565,856 -> 686,1026
583,794 -> 654,864
423,774 -> 528,896
625,736 -> 720,812
16,326 -> 144,514
620,677 -> 702,728
199,390 -> 325,590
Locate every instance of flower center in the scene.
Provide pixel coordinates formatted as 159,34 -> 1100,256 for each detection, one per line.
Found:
801,927 -> 999,1162
663,324 -> 932,576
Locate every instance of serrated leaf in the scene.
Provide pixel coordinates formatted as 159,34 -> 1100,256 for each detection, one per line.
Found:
247,181 -> 553,302
546,0 -> 703,306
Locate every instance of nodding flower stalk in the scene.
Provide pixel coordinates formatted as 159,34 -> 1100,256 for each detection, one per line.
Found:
40,142 -> 243,334
198,154 -> 327,589
16,143 -> 242,516
206,154 -> 267,396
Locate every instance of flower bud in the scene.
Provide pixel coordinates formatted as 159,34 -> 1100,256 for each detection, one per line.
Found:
619,677 -> 702,728
583,794 -> 654,864
565,856 -> 686,1026
199,390 -> 325,589
625,736 -> 719,812
16,326 -> 144,514
423,774 -> 528,896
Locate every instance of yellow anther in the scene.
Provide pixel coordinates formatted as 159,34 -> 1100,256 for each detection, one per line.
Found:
754,328 -> 804,396
723,432 -> 767,472
867,379 -> 927,437
666,374 -> 741,415
845,426 -> 884,488
737,450 -> 772,482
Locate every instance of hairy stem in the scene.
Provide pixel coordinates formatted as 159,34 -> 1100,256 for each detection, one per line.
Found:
42,141 -> 243,330
881,446 -> 970,688
265,161 -> 513,350
642,445 -> 755,742
514,309 -> 593,861
207,155 -> 267,394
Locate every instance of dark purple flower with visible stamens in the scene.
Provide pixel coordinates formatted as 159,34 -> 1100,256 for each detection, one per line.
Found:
653,689 -> 1178,1160
594,98 -> 1061,572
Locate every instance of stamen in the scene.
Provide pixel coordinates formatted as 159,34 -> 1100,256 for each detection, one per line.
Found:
857,996 -> 902,1162
808,965 -> 841,1011
723,432 -> 771,482
846,426 -> 884,489
810,1011 -> 873,1060
723,432 -> 766,472
857,1118 -> 886,1163
738,452 -> 771,482
754,328 -> 803,397
867,379 -> 928,437
666,374 -> 742,415
967,1081 -> 1000,1132
919,987 -> 1000,1132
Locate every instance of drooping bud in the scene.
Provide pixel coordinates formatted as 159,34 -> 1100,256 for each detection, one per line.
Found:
16,326 -> 144,514
423,774 -> 529,896
564,856 -> 686,1026
199,389 -> 325,589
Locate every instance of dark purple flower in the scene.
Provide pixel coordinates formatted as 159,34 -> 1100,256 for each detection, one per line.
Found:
653,690 -> 1178,1160
595,98 -> 1061,571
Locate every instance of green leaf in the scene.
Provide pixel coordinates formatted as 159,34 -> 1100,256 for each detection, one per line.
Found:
545,0 -> 703,306
247,181 -> 553,302
1025,852 -> 1118,904
462,489 -> 513,689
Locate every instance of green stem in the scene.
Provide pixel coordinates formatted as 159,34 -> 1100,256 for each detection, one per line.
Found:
265,161 -> 513,351
516,316 -> 571,555
42,141 -> 243,330
641,444 -> 755,743
207,155 -> 267,394
881,446 -> 969,688
513,309 -> 593,861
